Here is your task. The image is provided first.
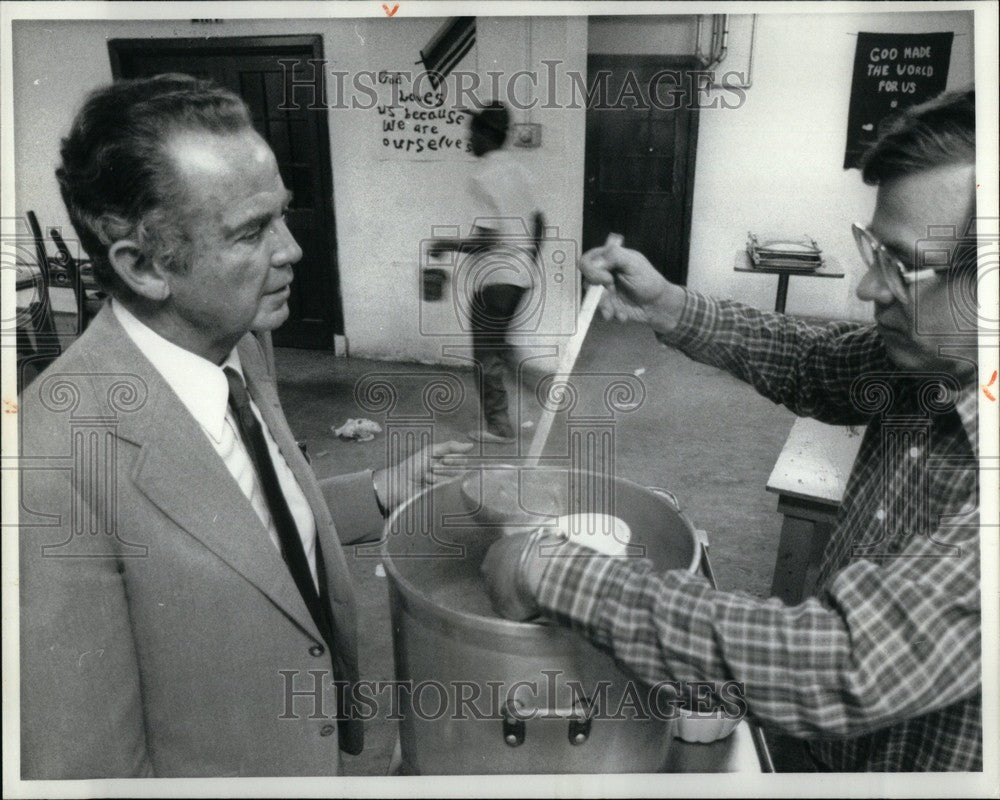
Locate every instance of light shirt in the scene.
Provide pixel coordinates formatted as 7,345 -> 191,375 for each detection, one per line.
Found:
468,148 -> 542,289
112,300 -> 319,588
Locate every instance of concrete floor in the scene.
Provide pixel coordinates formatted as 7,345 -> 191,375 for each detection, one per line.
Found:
274,316 -> 802,775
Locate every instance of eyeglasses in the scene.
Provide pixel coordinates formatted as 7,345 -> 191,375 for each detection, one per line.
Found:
851,222 -> 949,302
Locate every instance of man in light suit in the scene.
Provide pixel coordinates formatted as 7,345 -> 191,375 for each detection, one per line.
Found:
18,74 -> 469,778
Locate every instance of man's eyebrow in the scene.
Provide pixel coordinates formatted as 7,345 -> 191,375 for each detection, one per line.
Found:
224,191 -> 294,237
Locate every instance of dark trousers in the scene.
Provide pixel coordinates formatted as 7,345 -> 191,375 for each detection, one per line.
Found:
469,284 -> 527,429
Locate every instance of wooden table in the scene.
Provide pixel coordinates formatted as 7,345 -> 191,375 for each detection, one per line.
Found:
766,418 -> 863,604
734,251 -> 845,313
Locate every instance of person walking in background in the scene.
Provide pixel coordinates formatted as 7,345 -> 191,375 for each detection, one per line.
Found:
431,101 -> 545,443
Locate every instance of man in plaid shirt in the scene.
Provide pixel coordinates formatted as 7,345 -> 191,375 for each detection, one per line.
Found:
481,88 -> 982,771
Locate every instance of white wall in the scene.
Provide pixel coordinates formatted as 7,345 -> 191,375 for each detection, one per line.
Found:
11,11 -> 975,361
586,11 -> 974,321
692,11 -> 973,321
11,16 -> 587,363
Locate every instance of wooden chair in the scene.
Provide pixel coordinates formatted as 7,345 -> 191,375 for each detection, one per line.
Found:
17,212 -> 63,391
49,226 -> 104,329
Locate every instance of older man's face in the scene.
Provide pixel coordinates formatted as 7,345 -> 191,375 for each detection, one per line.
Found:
856,163 -> 978,381
159,129 -> 301,360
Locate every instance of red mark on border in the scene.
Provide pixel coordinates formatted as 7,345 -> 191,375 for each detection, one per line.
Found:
382,3 -> 399,16
983,370 -> 997,402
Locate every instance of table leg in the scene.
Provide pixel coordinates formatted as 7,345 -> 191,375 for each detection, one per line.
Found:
774,274 -> 790,313
769,514 -> 815,605
770,495 -> 837,604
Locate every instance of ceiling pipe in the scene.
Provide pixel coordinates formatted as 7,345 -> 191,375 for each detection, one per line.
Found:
695,14 -> 728,70
701,14 -> 757,91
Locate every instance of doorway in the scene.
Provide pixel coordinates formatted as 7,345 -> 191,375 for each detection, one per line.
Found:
109,35 -> 343,349
583,55 -> 700,286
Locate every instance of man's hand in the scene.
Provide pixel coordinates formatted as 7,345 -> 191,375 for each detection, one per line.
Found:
373,440 -> 474,513
578,241 -> 686,330
480,529 -> 557,621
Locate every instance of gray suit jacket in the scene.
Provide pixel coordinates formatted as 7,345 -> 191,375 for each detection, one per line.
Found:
19,305 -> 383,778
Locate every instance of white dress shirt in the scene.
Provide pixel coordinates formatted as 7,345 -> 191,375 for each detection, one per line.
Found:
112,300 -> 319,588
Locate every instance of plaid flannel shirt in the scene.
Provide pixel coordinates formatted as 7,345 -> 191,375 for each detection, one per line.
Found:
534,290 -> 981,772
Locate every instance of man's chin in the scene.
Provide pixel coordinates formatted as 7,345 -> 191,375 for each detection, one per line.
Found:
251,304 -> 290,333
883,337 -> 976,383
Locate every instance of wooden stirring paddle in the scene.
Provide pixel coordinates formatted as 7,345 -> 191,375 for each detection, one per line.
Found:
525,233 -> 623,465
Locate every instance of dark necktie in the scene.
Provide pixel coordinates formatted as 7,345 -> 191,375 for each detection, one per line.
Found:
223,367 -> 333,647
224,366 -> 362,755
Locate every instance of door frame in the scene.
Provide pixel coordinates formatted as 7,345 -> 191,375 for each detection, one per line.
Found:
108,34 -> 345,342
584,54 -> 701,287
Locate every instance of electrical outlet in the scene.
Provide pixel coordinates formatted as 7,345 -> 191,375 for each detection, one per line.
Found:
511,123 -> 542,148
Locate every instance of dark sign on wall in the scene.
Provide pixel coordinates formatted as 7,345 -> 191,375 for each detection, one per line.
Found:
844,31 -> 953,169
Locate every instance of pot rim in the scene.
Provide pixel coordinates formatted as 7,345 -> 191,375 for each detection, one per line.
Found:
380,467 -> 701,637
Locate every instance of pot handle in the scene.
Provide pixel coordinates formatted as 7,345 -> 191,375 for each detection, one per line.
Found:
646,485 -> 681,513
501,697 -> 597,747
648,487 -> 714,581
694,529 -> 718,589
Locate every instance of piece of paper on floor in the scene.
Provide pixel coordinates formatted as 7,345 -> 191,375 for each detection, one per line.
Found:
333,418 -> 383,442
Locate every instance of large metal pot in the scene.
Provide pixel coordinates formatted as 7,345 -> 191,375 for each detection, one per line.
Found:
381,466 -> 701,775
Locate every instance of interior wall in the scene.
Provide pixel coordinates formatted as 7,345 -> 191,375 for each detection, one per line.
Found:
588,11 -> 974,321
11,16 -> 587,363
11,11 -> 975,360
587,15 -> 698,54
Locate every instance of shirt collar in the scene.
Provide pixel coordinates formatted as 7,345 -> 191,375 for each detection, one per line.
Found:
111,299 -> 244,444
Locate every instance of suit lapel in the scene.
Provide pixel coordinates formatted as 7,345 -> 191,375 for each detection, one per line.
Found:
89,308 -> 323,641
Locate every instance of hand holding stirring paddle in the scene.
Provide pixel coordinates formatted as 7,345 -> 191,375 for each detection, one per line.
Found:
578,234 -> 687,333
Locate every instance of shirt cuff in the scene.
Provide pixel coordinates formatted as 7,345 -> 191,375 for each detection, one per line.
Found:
321,469 -> 386,545
653,289 -> 720,353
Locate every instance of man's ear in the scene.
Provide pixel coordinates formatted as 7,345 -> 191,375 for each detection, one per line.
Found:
107,240 -> 171,301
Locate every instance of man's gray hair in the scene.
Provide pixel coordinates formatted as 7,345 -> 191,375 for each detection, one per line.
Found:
57,74 -> 254,298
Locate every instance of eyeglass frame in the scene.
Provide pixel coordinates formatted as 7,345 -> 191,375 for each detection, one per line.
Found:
851,222 -> 953,301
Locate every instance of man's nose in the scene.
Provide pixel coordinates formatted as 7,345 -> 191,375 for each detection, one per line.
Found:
856,264 -> 896,305
271,218 -> 303,267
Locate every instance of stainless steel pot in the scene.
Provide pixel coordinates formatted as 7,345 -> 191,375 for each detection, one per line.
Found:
381,466 -> 701,775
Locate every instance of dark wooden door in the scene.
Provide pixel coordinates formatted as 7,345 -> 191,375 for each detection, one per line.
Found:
110,36 -> 343,348
583,55 -> 700,285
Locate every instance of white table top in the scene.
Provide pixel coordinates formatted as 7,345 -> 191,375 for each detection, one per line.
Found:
766,417 -> 864,506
